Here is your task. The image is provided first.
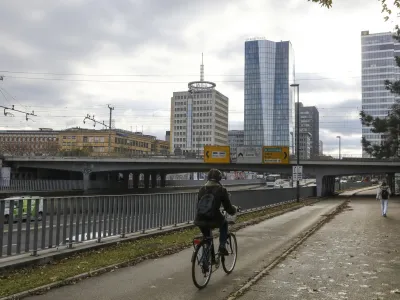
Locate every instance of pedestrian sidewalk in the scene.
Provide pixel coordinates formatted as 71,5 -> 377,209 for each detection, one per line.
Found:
238,193 -> 400,300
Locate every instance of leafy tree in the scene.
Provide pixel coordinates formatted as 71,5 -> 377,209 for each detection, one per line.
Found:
309,0 -> 400,21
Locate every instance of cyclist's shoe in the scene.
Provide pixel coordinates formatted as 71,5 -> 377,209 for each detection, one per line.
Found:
219,245 -> 229,256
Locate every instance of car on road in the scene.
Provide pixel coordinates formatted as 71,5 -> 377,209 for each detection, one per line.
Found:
2,196 -> 44,224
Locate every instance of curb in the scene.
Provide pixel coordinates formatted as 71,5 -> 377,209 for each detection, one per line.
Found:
225,199 -> 350,300
0,199 -> 319,300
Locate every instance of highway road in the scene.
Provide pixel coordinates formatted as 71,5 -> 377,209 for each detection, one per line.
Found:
25,199 -> 344,300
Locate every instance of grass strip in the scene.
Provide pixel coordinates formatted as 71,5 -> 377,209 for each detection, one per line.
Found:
0,199 -> 317,298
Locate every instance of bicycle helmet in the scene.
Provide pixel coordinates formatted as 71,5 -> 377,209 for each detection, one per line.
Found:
207,169 -> 223,182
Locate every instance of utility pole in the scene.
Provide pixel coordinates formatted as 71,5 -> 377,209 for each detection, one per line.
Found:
290,83 -> 300,203
108,105 -> 114,154
83,105 -> 114,155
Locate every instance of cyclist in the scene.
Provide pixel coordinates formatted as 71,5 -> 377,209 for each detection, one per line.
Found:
194,169 -> 238,256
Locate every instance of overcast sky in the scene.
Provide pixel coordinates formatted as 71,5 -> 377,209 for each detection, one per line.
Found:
0,0 -> 396,156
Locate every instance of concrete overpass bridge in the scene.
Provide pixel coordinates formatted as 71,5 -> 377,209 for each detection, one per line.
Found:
2,156 -> 400,196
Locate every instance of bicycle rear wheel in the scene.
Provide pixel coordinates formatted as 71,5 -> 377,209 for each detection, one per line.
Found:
222,233 -> 237,274
192,241 -> 212,289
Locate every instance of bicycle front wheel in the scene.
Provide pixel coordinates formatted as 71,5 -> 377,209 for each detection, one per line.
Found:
222,233 -> 238,274
192,241 -> 212,289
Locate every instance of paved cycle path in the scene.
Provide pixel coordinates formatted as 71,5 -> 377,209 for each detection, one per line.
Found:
26,199 -> 344,300
237,191 -> 400,300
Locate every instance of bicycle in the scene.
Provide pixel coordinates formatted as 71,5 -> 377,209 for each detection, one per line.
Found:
191,207 -> 240,289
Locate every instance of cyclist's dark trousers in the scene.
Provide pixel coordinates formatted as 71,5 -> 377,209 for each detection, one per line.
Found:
199,220 -> 228,248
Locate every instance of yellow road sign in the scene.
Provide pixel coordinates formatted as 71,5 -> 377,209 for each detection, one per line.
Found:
204,146 -> 230,164
262,146 -> 289,164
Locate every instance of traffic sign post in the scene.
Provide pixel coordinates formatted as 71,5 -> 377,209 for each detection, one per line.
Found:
203,145 -> 230,164
236,146 -> 262,164
292,166 -> 303,181
262,146 -> 289,164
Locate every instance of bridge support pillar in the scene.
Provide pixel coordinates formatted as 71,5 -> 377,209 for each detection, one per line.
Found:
328,176 -> 335,195
160,173 -> 166,187
316,172 -> 336,197
133,173 -> 139,189
151,172 -> 157,188
83,172 -> 91,192
144,173 -> 150,189
316,173 -> 323,197
123,172 -> 130,189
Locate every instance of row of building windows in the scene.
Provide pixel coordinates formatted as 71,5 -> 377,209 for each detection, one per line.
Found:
362,91 -> 393,97
362,43 -> 400,52
362,86 -> 389,92
362,34 -> 393,45
363,58 -> 396,68
363,109 -> 390,116
362,104 -> 394,109
362,51 -> 394,60
82,136 -> 105,143
175,93 -> 213,100
362,67 -> 396,74
0,136 -> 57,142
174,113 -> 186,118
114,137 -> 149,148
362,74 -> 399,80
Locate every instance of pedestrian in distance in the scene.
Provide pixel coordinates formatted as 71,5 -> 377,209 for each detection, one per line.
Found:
376,181 -> 391,217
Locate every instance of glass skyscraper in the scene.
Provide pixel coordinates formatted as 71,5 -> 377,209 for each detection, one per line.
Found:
361,31 -> 400,157
244,39 -> 295,151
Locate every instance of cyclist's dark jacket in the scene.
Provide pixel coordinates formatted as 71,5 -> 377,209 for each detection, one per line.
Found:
194,180 -> 237,229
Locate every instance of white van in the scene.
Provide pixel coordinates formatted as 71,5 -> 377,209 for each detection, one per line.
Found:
2,196 -> 44,224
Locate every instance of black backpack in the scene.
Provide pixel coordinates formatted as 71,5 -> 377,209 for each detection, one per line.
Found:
197,189 -> 216,220
381,189 -> 389,199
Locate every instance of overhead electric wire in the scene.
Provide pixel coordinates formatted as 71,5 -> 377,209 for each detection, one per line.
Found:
0,74 -> 361,84
0,69 -> 360,77
0,86 -> 28,109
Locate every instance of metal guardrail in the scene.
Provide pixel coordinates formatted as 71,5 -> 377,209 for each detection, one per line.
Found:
334,182 -> 373,191
0,179 -> 265,193
0,187 -> 316,259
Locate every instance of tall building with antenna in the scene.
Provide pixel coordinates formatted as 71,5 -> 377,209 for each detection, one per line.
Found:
170,54 -> 229,155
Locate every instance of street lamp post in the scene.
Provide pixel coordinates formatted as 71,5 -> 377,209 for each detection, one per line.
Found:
336,136 -> 341,160
290,83 -> 300,203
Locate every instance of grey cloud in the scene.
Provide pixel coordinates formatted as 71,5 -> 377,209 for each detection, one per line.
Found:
317,98 -> 362,151
0,0 -> 233,130
298,73 -> 360,94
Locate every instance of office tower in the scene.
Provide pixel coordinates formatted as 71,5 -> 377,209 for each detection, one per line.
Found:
295,102 -> 320,158
244,38 -> 295,152
165,131 -> 170,143
299,132 -> 312,159
319,140 -> 323,156
361,30 -> 400,157
170,56 -> 229,154
228,130 -> 244,157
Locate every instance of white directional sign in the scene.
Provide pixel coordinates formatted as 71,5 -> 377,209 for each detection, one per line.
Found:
292,166 -> 303,181
236,147 -> 262,164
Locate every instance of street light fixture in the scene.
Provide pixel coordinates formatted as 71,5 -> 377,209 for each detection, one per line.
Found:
290,83 -> 300,203
336,136 -> 341,160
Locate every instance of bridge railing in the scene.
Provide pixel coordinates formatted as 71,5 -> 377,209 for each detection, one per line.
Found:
4,153 -> 400,162
0,179 -> 84,192
0,187 -> 316,259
